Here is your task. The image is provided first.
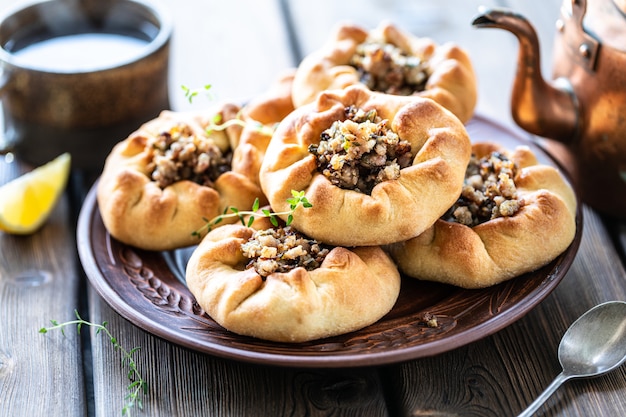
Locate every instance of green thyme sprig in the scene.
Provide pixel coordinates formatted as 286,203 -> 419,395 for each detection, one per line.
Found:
181,84 -> 213,103
181,84 -> 276,136
192,190 -> 312,238
39,310 -> 147,416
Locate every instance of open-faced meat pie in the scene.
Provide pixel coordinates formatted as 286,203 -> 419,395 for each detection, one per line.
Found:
185,220 -> 401,343
97,105 -> 265,251
387,142 -> 578,288
259,84 -> 471,247
292,20 -> 477,123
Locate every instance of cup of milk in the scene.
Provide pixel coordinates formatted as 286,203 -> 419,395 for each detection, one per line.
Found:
0,0 -> 172,171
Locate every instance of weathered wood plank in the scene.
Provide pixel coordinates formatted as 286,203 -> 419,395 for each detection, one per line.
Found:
384,206 -> 626,417
0,158 -> 86,417
90,288 -> 389,417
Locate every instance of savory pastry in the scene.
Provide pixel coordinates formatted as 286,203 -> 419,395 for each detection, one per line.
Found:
231,69 -> 296,186
388,142 -> 578,289
259,84 -> 471,247
185,218 -> 401,343
97,105 -> 265,251
292,20 -> 477,123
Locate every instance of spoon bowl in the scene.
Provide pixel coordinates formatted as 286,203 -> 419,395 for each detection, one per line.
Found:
518,301 -> 626,417
559,301 -> 626,377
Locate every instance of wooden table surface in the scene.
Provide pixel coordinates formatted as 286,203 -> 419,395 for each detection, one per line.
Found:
2,0 -> 626,416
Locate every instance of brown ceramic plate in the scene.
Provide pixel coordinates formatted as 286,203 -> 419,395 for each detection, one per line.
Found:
77,115 -> 582,368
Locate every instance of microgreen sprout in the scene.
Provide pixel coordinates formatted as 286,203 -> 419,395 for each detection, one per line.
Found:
192,190 -> 312,238
204,111 -> 275,137
39,310 -> 147,416
181,83 -> 276,135
181,84 -> 213,103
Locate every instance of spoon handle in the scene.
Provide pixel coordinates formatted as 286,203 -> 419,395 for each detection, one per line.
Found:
517,372 -> 570,417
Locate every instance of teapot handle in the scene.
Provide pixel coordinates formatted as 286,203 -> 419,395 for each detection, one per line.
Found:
561,0 -> 599,71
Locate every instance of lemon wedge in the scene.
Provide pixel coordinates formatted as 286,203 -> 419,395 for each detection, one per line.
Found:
0,153 -> 71,234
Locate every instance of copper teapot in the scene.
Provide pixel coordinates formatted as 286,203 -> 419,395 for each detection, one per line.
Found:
473,0 -> 626,219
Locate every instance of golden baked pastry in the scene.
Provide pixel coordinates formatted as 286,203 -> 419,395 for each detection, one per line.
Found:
388,142 -> 578,289
259,84 -> 471,247
185,220 -> 401,343
292,20 -> 477,123
97,105 -> 265,251
231,69 -> 296,186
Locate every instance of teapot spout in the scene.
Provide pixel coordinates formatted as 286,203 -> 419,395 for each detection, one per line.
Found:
473,8 -> 579,142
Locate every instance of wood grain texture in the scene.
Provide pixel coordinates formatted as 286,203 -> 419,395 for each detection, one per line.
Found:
0,159 -> 86,417
89,286 -> 389,417
384,207 -> 626,417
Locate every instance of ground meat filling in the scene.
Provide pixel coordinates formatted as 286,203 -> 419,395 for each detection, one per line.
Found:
443,151 -> 523,226
349,40 -> 431,95
145,124 -> 231,189
308,106 -> 413,194
240,226 -> 330,278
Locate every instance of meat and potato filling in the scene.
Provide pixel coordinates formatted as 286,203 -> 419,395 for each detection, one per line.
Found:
443,151 -> 522,226
241,226 -> 330,278
145,124 -> 231,189
350,40 -> 431,95
308,106 -> 413,194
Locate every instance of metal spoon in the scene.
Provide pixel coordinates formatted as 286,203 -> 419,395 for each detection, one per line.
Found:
518,300 -> 626,417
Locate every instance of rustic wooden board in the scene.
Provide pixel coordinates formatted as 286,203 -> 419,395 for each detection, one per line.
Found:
0,159 -> 86,416
89,287 -> 390,416
383,206 -> 626,416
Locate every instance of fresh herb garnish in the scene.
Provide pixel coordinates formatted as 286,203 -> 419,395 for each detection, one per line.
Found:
192,190 -> 312,238
203,112 -> 275,137
39,310 -> 147,416
181,84 -> 213,103
181,84 -> 275,136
